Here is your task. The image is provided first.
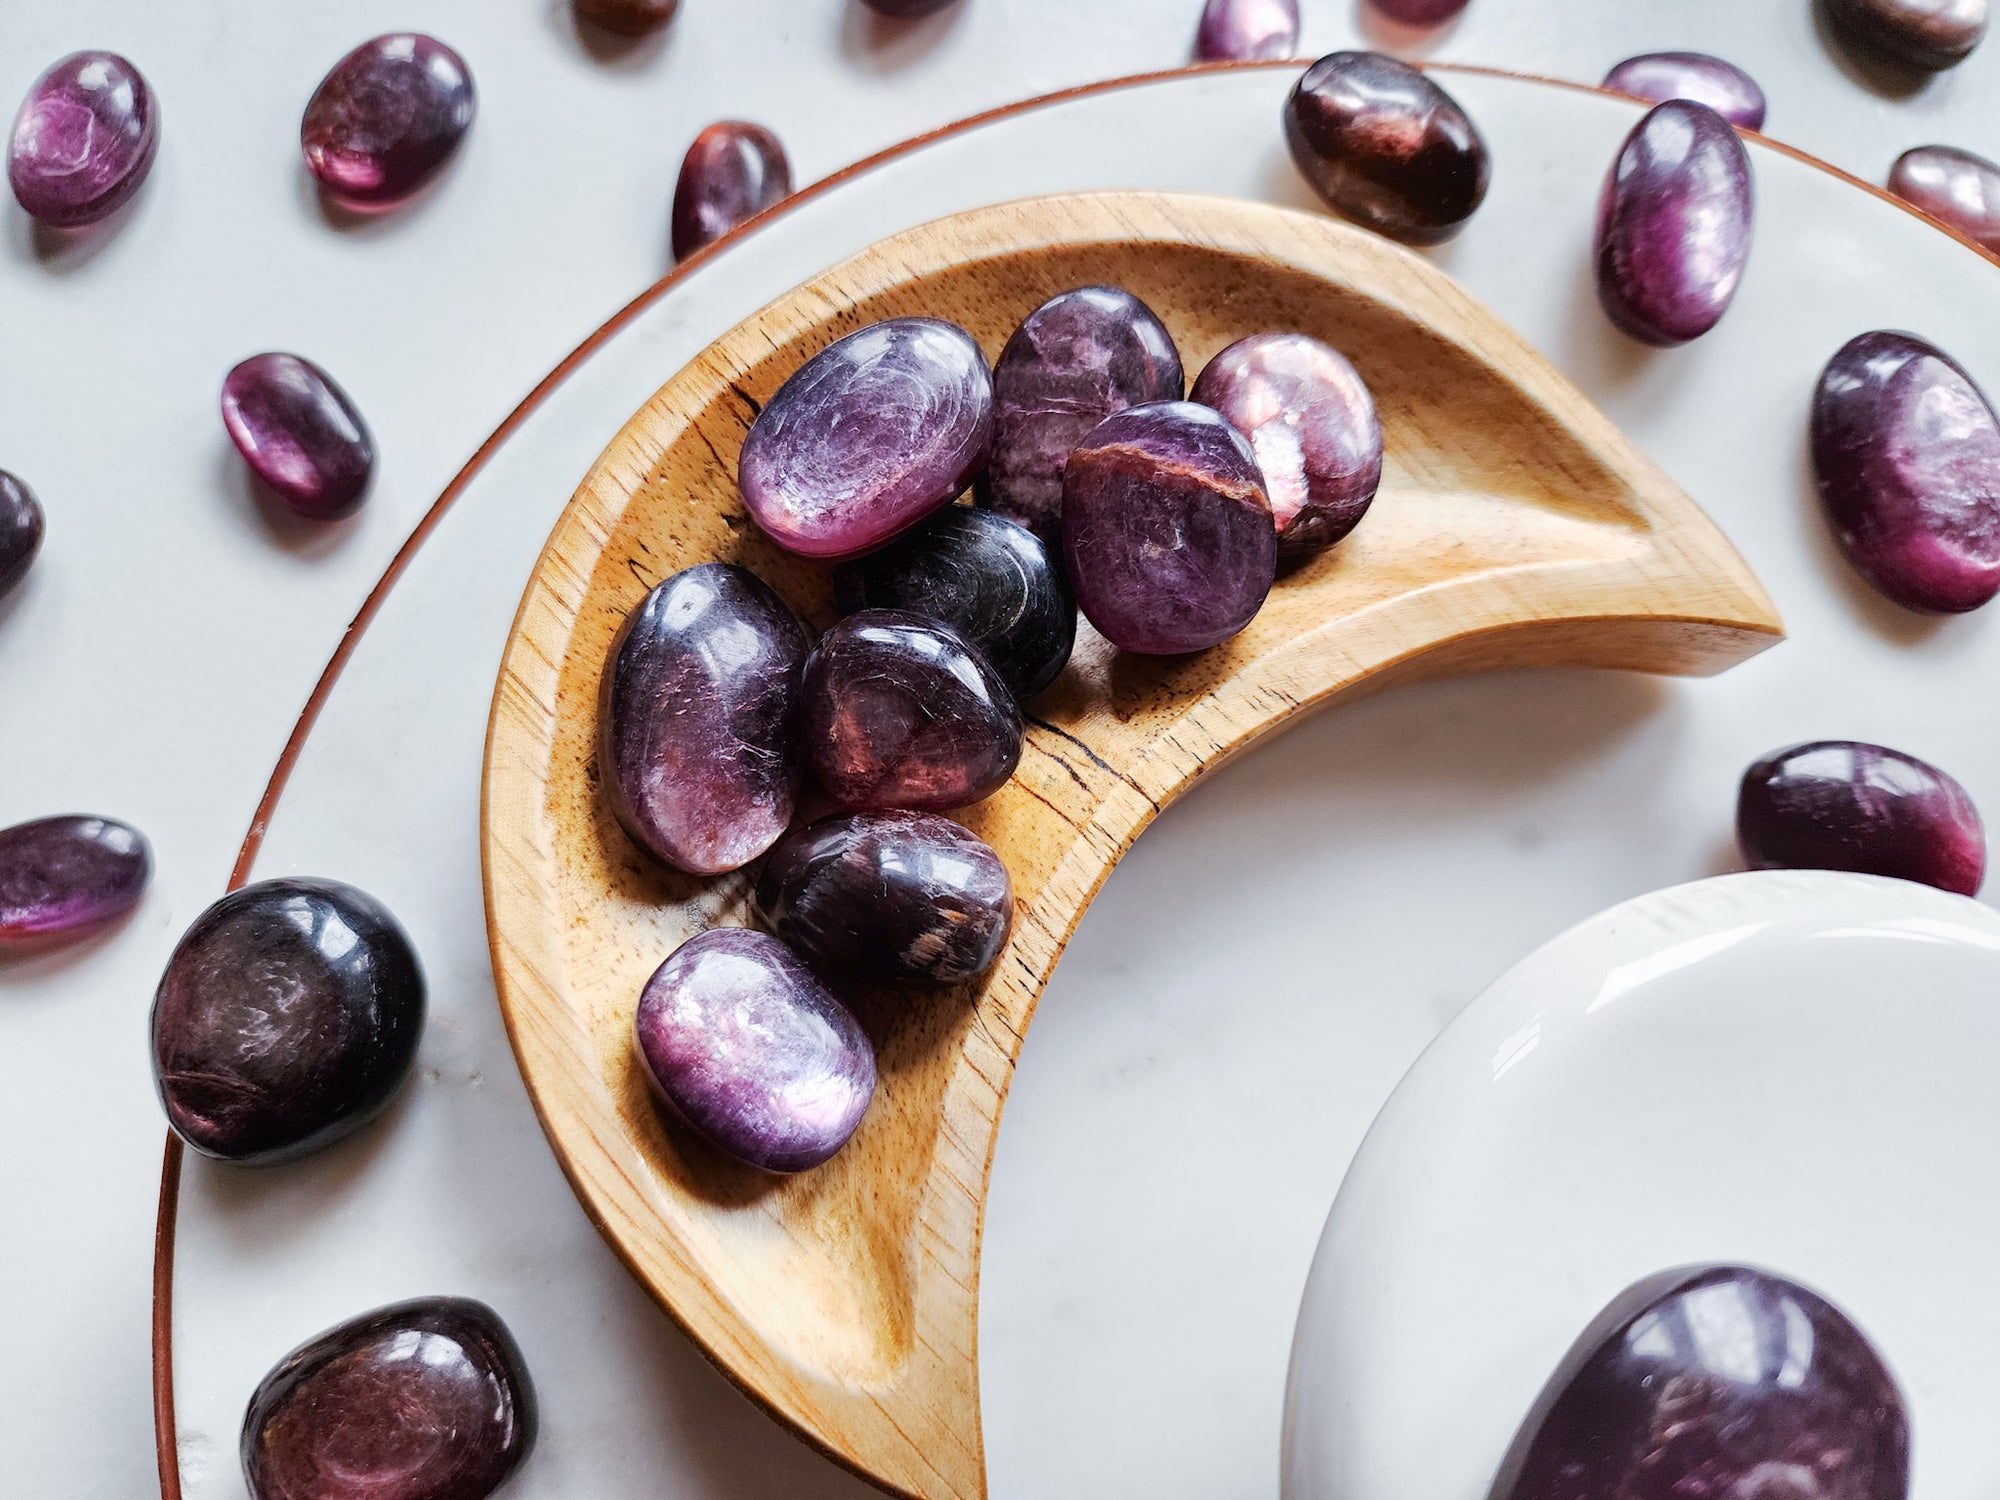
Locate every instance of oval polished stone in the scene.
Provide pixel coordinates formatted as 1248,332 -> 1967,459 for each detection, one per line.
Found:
1195,0 -> 1300,60
1284,51 -> 1489,245
221,354 -> 376,520
0,815 -> 150,945
242,1296 -> 536,1500
740,318 -> 995,560
1063,401 -> 1276,654
1603,50 -> 1768,130
1365,0 -> 1470,23
1,469 -> 44,598
575,0 -> 680,35
1889,144 -> 2000,252
1494,1265 -> 1909,1500
600,564 -> 807,875
1190,333 -> 1382,560
302,34 -> 475,211
635,927 -> 875,1173
8,51 -> 157,229
1825,0 -> 1987,70
151,878 -> 426,1165
757,811 -> 1014,988
1812,329 -> 2000,613
672,121 -> 791,262
1595,99 -> 1753,347
1738,740 -> 1984,895
801,610 -> 1022,812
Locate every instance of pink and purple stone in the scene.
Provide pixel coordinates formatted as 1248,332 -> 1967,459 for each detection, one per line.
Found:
0,815 -> 150,946
1194,0 -> 1300,61
301,34 -> 475,212
1602,51 -> 1768,131
574,0 -> 681,35
7,50 -> 158,229
1365,0 -> 1470,26
672,121 -> 791,262
1,470 -> 44,598
221,354 -> 375,520
1825,0 -> 1988,71
1889,144 -> 2000,252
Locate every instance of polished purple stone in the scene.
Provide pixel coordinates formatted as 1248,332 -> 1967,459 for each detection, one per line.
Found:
672,121 -> 791,262
802,610 -> 1021,812
1738,739 -> 1984,895
1826,0 -> 1987,70
575,0 -> 681,35
1365,0 -> 1470,23
600,564 -> 807,875
1889,144 -> 2000,252
8,51 -> 157,229
740,318 -> 994,561
635,928 -> 875,1173
242,1297 -> 536,1500
1602,51 -> 1768,131
0,815 -> 150,945
1494,1265 -> 1909,1500
860,0 -> 959,14
1812,329 -> 2000,613
1063,401 -> 1275,654
1284,52 -> 1489,245
1195,0 -> 1300,60
151,878 -> 425,1165
0,470 -> 44,598
302,35 -> 475,211
757,811 -> 1014,988
976,286 -> 1184,545
221,354 -> 375,520
1190,334 -> 1381,560
1595,100 -> 1753,347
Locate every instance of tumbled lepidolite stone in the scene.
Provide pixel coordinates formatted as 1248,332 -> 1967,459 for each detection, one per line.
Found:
0,815 -> 150,945
1812,329 -> 2000,613
8,51 -> 158,229
1825,0 -> 1987,71
1365,0 -> 1470,24
740,318 -> 994,560
757,811 -> 1014,988
242,1297 -> 536,1500
302,34 -> 475,211
600,564 -> 807,875
221,354 -> 376,520
1190,334 -> 1381,560
1063,401 -> 1275,654
575,0 -> 680,35
1493,1265 -> 1909,1500
1602,51 -> 1768,130
635,928 -> 874,1173
1284,52 -> 1489,245
672,121 -> 791,262
1889,144 -> 2000,252
1738,739 -> 1984,895
1195,0 -> 1300,60
1,470 -> 44,598
151,878 -> 426,1165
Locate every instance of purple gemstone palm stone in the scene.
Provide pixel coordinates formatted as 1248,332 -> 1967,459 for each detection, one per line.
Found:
1812,329 -> 2000,613
302,34 -> 475,211
0,815 -> 150,945
1826,0 -> 1988,71
221,354 -> 376,520
1063,401 -> 1275,654
1190,334 -> 1381,560
1493,1265 -> 1910,1500
242,1297 -> 536,1500
600,563 -> 807,875
8,51 -> 158,228
739,318 -> 994,560
672,121 -> 791,262
1,470 -> 44,598
1602,51 -> 1768,130
1738,739 -> 1984,895
1366,0 -> 1470,24
635,928 -> 875,1173
1595,99 -> 1753,347
1195,0 -> 1300,61
1889,145 -> 2000,252
575,0 -> 681,35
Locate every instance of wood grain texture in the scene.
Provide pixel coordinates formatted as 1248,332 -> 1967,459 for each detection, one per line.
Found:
480,191 -> 1782,1500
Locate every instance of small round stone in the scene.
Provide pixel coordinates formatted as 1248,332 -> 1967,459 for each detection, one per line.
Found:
1195,0 -> 1300,61
1888,144 -> 2000,252
221,354 -> 376,520
1365,0 -> 1470,23
1,470 -> 45,598
672,121 -> 791,261
302,34 -> 475,211
575,0 -> 681,35
1825,0 -> 1987,71
860,0 -> 959,14
0,815 -> 150,945
1602,51 -> 1768,131
7,51 -> 158,229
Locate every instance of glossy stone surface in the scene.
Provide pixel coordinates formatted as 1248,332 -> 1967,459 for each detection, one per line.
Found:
1062,401 -> 1275,654
1195,0 -> 1300,60
1494,1265 -> 1909,1500
0,815 -> 150,945
1825,0 -> 1987,70
1602,50 -> 1768,130
834,506 -> 1075,697
242,1297 -> 536,1500
574,0 -> 680,35
801,610 -> 1021,812
1738,740 -> 1984,895
672,121 -> 791,262
8,51 -> 157,229
600,564 -> 807,875
1595,100 -> 1753,347
1284,51 -> 1489,245
151,878 -> 426,1165
221,354 -> 376,520
977,286 -> 1184,544
302,34 -> 475,211
757,811 -> 1014,988
1190,334 -> 1381,559
1889,144 -> 2000,251
1365,0 -> 1470,24
0,470 -> 44,598
634,928 -> 874,1173
1812,329 -> 2000,613
740,318 -> 994,560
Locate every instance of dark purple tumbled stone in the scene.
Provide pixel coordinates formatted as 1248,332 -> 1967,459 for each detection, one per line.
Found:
635,928 -> 874,1173
1812,329 -> 2000,613
1493,1265 -> 1909,1500
1,470 -> 44,598
599,564 -> 807,875
1594,99 -> 1753,347
1825,0 -> 1987,71
860,0 -> 959,14
1889,145 -> 2000,252
1190,334 -> 1381,560
0,815 -> 150,945
756,811 -> 1014,988
1365,0 -> 1470,24
1602,51 -> 1768,131
242,1297 -> 536,1500
302,35 -> 475,211
1195,0 -> 1300,60
151,878 -> 426,1165
575,0 -> 681,35
1738,739 -> 1984,895
221,354 -> 376,520
740,318 -> 994,561
1063,401 -> 1275,654
7,51 -> 158,228
672,121 -> 791,262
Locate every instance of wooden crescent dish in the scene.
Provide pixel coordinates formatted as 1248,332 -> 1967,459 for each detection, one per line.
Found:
480,190 -> 1783,1500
